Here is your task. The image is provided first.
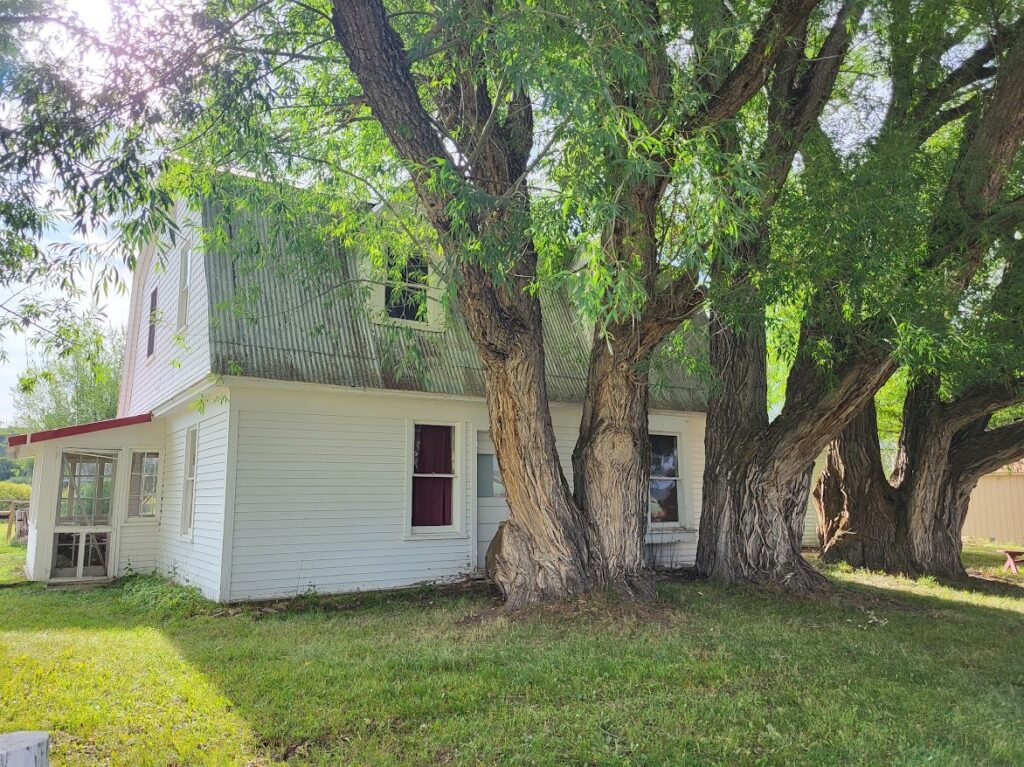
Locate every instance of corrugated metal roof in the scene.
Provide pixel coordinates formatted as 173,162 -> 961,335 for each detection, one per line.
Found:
202,205 -> 707,411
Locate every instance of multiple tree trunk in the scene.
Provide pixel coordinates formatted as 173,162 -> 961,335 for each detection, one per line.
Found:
333,0 -> 1024,604
816,378 -> 1024,579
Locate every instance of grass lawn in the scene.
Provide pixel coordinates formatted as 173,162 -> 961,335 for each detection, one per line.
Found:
0,539 -> 1022,766
0,537 -> 26,585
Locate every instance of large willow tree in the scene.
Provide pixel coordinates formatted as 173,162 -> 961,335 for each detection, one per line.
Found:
697,0 -> 1024,589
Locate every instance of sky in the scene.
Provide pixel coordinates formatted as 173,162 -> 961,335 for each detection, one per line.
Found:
0,0 -> 123,425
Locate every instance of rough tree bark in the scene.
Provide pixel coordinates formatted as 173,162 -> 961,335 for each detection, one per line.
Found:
697,281 -> 829,592
709,8 -> 1024,588
816,380 -> 1024,578
332,0 -> 600,606
569,0 -> 816,596
815,399 -> 913,572
697,3 -> 869,590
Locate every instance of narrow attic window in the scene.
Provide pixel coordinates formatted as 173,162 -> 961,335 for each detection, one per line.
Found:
384,251 -> 428,323
147,289 -> 157,357
176,247 -> 192,330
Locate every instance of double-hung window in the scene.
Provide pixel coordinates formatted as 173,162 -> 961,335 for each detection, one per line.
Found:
180,426 -> 198,536
127,451 -> 160,518
411,424 -> 455,527
649,434 -> 680,525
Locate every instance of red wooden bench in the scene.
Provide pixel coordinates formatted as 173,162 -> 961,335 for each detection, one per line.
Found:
998,550 -> 1024,575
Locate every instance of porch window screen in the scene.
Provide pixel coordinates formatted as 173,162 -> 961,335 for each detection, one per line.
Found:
127,451 -> 160,518
412,424 -> 453,526
649,434 -> 680,524
56,451 -> 117,526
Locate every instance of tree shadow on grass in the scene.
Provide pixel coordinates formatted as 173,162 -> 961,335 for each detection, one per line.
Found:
5,569 -> 1024,765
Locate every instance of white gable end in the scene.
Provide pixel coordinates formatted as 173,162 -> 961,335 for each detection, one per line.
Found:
119,201 -> 211,416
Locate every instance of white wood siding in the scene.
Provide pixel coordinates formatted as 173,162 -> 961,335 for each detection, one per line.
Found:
120,202 -> 211,416
155,403 -> 229,598
964,472 -> 1024,545
117,522 -> 159,573
226,386 -> 479,600
801,453 -> 829,548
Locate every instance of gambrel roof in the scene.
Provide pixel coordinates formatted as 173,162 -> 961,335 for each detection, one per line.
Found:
200,202 -> 709,412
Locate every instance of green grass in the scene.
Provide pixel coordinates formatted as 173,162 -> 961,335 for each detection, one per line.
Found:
0,536 -> 26,585
962,538 -> 1024,577
0,542 -> 1022,766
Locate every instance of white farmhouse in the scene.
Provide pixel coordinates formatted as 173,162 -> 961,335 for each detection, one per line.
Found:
11,200 -> 708,601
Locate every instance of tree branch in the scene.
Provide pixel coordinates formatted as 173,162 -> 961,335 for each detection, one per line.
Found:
951,418 -> 1024,481
687,0 -> 822,131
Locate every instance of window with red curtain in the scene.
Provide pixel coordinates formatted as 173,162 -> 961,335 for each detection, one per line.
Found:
412,424 -> 454,526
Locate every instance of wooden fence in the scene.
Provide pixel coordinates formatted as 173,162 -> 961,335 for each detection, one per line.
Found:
1,499 -> 30,541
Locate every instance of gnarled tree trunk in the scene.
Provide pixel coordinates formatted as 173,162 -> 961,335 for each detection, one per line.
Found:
478,314 -> 601,608
890,376 -> 966,577
697,308 -> 826,592
572,339 -> 655,599
815,399 -> 914,572
333,0 -> 602,607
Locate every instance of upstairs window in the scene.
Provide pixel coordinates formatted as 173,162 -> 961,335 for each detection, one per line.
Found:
385,251 -> 428,323
147,289 -> 158,357
649,434 -> 680,524
127,451 -> 160,518
412,424 -> 454,527
176,249 -> 192,330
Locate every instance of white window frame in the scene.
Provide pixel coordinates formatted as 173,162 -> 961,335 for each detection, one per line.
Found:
370,252 -> 445,333
648,431 -> 684,528
125,449 -> 162,522
54,449 -> 118,528
405,420 -> 465,539
180,426 -> 199,539
176,245 -> 192,330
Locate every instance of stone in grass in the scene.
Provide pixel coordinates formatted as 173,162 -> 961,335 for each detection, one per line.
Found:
0,732 -> 49,767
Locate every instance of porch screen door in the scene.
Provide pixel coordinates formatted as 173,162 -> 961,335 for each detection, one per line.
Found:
51,451 -> 117,579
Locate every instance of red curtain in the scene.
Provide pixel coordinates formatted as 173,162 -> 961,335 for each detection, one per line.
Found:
413,425 -> 453,526
412,477 -> 452,526
414,425 -> 452,473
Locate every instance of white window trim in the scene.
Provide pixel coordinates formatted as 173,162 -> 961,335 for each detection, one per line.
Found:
180,425 -> 199,540
404,420 -> 466,539
54,449 -> 119,529
123,448 -> 163,525
648,431 -> 687,530
368,255 -> 446,333
146,288 -> 158,359
48,529 -> 114,582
